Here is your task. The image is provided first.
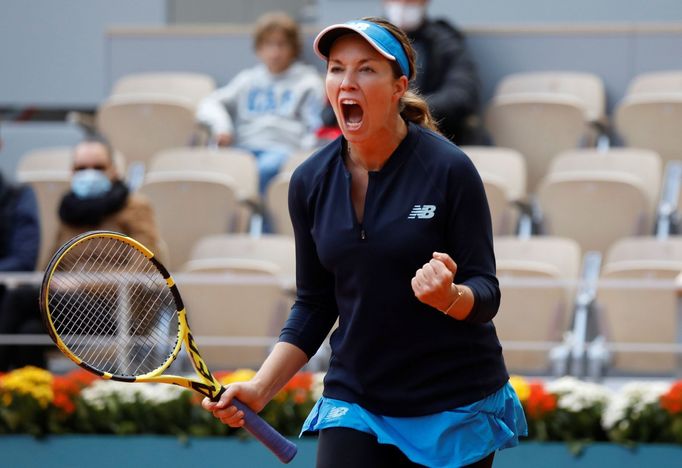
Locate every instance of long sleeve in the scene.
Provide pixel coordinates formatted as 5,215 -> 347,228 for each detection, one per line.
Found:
196,71 -> 249,136
447,154 -> 500,323
278,168 -> 338,359
0,186 -> 39,272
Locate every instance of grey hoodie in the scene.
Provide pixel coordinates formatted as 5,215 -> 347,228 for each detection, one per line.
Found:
197,62 -> 325,153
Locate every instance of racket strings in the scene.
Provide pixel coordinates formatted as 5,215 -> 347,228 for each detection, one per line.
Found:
47,236 -> 179,377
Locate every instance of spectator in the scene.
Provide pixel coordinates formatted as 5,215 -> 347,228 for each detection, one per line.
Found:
197,11 -> 325,194
383,0 -> 484,145
0,127 -> 41,370
53,135 -> 160,255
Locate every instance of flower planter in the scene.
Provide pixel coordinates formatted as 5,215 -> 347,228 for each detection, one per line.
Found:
0,436 -> 680,468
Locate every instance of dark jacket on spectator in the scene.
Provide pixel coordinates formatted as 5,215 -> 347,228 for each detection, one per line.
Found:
0,174 -> 40,272
408,19 -> 483,145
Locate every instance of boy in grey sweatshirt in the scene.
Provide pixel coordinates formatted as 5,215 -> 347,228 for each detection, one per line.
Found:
197,12 -> 325,194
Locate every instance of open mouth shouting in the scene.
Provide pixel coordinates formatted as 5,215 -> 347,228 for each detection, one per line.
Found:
340,99 -> 364,131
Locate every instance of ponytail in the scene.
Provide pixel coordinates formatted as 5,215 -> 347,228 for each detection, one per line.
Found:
400,90 -> 439,133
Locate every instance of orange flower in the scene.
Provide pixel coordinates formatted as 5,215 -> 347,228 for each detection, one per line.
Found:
525,381 -> 557,419
282,372 -> 313,393
660,381 -> 682,415
52,375 -> 81,414
66,369 -> 99,388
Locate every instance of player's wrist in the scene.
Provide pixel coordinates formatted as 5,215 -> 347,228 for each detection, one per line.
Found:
440,283 -> 464,315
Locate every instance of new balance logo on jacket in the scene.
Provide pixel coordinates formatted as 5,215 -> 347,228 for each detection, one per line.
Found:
408,205 -> 436,219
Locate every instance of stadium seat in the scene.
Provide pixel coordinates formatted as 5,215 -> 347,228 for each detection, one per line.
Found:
485,71 -> 606,192
548,148 -> 662,210
96,94 -> 199,167
265,172 -> 293,236
177,274 -> 291,370
183,233 -> 295,282
594,236 -> 682,375
615,71 -> 682,165
149,147 -> 259,231
494,236 -> 582,373
462,146 -> 527,235
280,149 -> 314,174
138,171 -> 239,271
494,71 -> 606,125
110,72 -> 216,106
537,153 -> 656,252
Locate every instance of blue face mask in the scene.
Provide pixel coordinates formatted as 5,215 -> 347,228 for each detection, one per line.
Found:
71,169 -> 112,199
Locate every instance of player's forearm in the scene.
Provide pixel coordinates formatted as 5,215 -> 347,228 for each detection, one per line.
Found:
251,341 -> 309,403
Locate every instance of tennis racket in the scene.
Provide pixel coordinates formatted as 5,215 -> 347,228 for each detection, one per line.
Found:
39,230 -> 297,463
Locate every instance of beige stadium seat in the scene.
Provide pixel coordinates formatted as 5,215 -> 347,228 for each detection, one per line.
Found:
281,150 -> 314,174
16,146 -> 126,176
494,236 -> 581,373
537,171 -> 652,253
494,71 -> 606,125
97,95 -> 199,167
183,233 -> 295,281
486,71 -> 606,193
265,172 -> 293,236
462,146 -> 527,235
138,171 -> 239,271
596,236 -> 682,374
485,93 -> 587,193
548,148 -> 662,211
149,147 -> 259,231
615,94 -> 682,165
177,275 -> 291,370
110,72 -> 216,106
623,70 -> 682,96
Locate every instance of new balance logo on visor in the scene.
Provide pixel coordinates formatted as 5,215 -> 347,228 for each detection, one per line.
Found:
408,205 -> 436,219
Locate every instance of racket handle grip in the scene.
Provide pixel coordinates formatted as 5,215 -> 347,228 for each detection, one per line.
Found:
232,398 -> 298,464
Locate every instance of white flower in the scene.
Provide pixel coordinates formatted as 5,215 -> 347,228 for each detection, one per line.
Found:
601,381 -> 670,430
546,377 -> 613,412
81,380 -> 186,409
311,373 -> 325,401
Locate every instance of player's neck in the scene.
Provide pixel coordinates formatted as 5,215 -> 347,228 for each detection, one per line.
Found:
347,118 -> 407,172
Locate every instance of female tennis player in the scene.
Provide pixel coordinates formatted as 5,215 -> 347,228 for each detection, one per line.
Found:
203,17 -> 527,467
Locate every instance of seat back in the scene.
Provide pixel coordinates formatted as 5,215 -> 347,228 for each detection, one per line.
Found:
97,95 -> 198,166
485,93 -> 587,192
463,146 -> 527,235
494,236 -> 581,373
494,71 -> 606,123
184,234 -> 295,280
537,172 -> 651,253
597,236 -> 682,374
149,147 -> 258,204
548,148 -> 662,210
615,94 -> 682,164
625,70 -> 682,95
111,72 -> 215,106
177,275 -> 291,370
138,172 -> 239,270
17,146 -> 126,177
265,172 -> 294,236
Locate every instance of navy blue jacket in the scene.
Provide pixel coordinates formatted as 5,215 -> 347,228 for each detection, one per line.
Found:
0,180 -> 40,272
280,123 -> 508,416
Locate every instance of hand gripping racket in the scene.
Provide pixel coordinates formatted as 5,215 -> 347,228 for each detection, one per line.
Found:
39,230 -> 297,463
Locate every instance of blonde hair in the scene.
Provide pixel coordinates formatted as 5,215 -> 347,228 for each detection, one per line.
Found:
254,11 -> 302,58
361,17 -> 439,133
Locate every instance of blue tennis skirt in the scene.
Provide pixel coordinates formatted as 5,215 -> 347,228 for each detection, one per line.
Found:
301,382 -> 528,467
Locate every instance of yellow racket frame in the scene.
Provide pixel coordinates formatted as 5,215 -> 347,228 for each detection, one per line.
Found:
41,230 -> 224,400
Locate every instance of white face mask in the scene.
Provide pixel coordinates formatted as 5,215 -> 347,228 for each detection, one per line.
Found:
384,2 -> 426,32
71,169 -> 112,199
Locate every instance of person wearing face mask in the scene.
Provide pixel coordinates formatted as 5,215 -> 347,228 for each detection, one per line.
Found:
383,0 -> 484,145
54,135 -> 160,254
